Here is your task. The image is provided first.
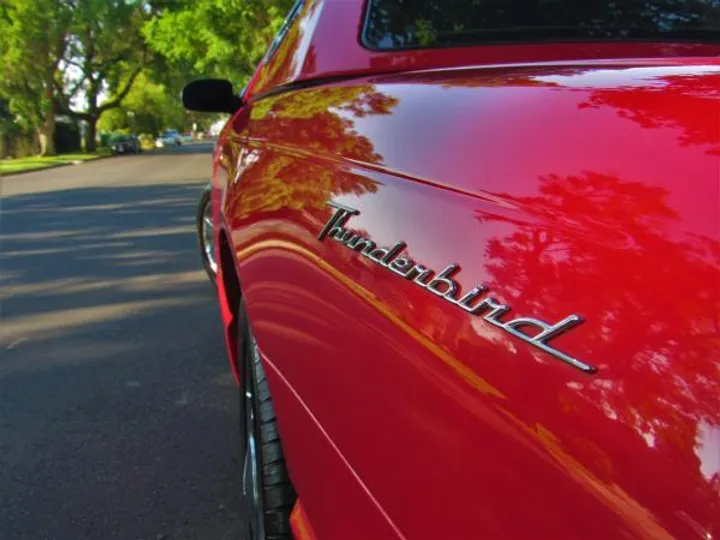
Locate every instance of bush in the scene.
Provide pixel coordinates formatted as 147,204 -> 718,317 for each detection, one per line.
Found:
0,132 -> 38,159
99,132 -> 114,147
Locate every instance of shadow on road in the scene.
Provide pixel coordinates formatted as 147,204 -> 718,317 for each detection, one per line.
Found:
3,183 -> 200,285
0,181 -> 245,540
1,183 -> 212,351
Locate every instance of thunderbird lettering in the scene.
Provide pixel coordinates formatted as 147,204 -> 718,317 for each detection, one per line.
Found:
318,201 -> 596,374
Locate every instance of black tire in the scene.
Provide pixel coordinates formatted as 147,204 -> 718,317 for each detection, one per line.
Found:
239,305 -> 296,539
195,185 -> 217,286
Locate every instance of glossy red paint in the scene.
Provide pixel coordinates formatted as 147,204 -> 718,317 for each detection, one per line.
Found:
210,1 -> 720,538
251,0 -> 720,96
290,500 -> 318,540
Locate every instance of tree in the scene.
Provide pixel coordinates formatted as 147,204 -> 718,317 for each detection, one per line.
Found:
97,70 -> 188,136
54,0 -> 149,151
143,0 -> 294,84
0,0 -> 74,156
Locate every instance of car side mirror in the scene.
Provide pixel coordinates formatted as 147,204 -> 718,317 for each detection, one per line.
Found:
182,79 -> 243,113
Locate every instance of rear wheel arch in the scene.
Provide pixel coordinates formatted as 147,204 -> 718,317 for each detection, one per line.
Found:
218,228 -> 241,312
217,227 -> 243,377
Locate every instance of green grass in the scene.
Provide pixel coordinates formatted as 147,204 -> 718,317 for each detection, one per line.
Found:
0,149 -> 112,174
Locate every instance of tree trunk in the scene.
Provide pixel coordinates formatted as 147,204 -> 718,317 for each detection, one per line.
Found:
85,75 -> 99,152
85,117 -> 97,152
35,58 -> 58,157
39,93 -> 56,157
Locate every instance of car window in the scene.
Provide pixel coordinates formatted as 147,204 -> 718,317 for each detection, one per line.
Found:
362,0 -> 720,50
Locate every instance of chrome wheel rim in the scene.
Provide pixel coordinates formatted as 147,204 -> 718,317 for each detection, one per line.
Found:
242,339 -> 265,539
201,199 -> 218,275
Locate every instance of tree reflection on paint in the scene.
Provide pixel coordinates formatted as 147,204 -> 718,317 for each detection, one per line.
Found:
477,170 -> 720,522
225,84 -> 399,220
580,71 -> 720,154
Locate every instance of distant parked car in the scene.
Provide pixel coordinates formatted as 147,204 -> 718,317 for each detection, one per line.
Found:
109,134 -> 141,155
155,129 -> 181,148
180,133 -> 194,144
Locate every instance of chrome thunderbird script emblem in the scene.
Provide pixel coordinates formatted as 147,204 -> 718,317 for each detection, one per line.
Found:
318,202 -> 596,374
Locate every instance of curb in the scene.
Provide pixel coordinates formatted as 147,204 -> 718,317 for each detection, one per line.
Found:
1,153 -> 115,178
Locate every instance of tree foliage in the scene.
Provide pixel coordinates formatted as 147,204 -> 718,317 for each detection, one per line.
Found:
0,0 -> 74,155
143,0 -> 294,84
97,70 -> 188,135
0,0 -> 300,155
55,0 -> 150,151
0,0 -> 152,154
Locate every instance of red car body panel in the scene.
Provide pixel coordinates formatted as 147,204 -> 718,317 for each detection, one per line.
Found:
211,1 -> 720,538
251,0 -> 720,96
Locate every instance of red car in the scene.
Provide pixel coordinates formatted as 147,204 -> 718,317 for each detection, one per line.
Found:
183,1 -> 720,538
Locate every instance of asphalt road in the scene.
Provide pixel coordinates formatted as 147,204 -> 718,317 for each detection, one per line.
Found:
0,143 -> 246,540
